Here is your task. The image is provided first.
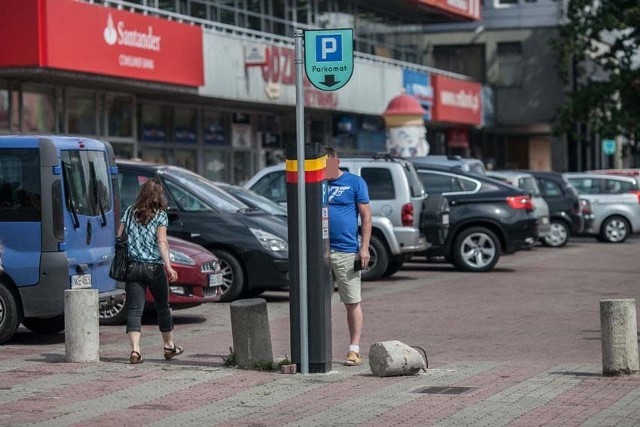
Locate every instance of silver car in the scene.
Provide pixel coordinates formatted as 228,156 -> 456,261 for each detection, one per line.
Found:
564,173 -> 640,243
486,171 -> 551,243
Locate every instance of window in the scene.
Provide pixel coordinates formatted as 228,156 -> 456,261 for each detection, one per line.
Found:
117,172 -> 152,212
107,95 -> 134,138
433,45 -> 486,83
139,104 -> 171,142
497,0 -> 518,4
21,89 -> 55,133
67,91 -> 96,135
538,178 -> 563,197
203,110 -> 228,145
203,150 -> 230,182
0,85 -> 8,130
0,149 -> 41,222
60,150 -> 112,217
361,168 -> 395,200
174,107 -> 197,143
518,177 -> 540,197
164,180 -> 211,212
418,171 -> 477,194
251,171 -> 286,204
497,42 -> 523,87
603,179 -> 634,194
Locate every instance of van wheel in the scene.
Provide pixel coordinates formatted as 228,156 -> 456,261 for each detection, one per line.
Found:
212,250 -> 245,302
362,235 -> 389,281
451,227 -> 500,272
99,295 -> 128,326
0,284 -> 21,344
22,315 -> 65,334
598,216 -> 630,243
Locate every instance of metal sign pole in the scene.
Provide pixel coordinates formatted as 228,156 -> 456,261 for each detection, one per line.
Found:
294,29 -> 309,375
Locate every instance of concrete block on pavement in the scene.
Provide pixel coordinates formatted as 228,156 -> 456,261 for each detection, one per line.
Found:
230,298 -> 273,369
369,340 -> 425,377
64,289 -> 100,363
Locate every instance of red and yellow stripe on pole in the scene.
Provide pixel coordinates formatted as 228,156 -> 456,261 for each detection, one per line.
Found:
286,156 -> 326,183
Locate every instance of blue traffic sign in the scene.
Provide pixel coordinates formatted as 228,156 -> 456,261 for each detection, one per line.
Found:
602,139 -> 616,156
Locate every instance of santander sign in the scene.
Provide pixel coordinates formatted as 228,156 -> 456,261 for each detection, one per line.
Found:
104,13 -> 161,51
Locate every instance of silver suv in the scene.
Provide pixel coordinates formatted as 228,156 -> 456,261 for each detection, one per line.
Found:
245,156 -> 449,280
564,173 -> 640,243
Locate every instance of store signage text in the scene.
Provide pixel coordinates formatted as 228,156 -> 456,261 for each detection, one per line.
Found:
432,74 -> 482,126
17,0 -> 205,87
261,45 -> 338,108
440,89 -> 480,113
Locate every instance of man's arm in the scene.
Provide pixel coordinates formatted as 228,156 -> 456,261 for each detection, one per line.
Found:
357,202 -> 372,267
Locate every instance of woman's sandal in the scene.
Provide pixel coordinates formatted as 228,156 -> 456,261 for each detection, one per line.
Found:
129,351 -> 143,364
164,345 -> 184,360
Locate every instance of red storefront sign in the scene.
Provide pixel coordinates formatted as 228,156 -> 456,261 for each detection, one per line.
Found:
0,0 -> 203,87
412,0 -> 481,21
432,75 -> 482,126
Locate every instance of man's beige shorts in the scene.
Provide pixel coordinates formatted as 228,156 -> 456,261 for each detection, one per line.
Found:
330,251 -> 361,304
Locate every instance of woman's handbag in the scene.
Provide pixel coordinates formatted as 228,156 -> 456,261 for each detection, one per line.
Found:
109,208 -> 131,281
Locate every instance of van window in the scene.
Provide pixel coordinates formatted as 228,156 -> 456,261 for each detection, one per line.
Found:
538,178 -> 563,197
404,164 -> 425,198
361,168 -> 395,200
0,149 -> 41,222
60,151 -> 112,216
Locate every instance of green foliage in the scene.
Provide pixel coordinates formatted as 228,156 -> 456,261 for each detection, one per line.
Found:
277,356 -> 292,367
552,0 -> 640,138
253,360 -> 276,371
222,347 -> 236,367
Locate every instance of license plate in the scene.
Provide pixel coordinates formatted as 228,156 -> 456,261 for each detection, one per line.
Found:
71,274 -> 92,289
442,213 -> 450,225
209,273 -> 224,287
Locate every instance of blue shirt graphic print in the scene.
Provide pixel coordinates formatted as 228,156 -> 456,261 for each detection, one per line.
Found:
327,172 -> 369,253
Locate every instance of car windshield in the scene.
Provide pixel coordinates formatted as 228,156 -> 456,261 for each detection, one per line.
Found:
161,167 -> 248,212
224,185 -> 288,216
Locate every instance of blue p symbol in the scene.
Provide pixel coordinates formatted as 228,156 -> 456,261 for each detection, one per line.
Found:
317,35 -> 342,62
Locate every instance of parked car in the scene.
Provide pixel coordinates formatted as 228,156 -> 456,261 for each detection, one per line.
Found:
564,172 -> 640,243
412,155 -> 487,175
413,164 -> 538,272
529,171 -> 584,247
116,160 -> 289,301
245,155 -> 450,280
99,236 -> 223,325
215,182 -> 287,219
486,171 -> 551,245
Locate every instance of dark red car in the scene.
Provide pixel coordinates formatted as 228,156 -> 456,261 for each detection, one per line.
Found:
99,236 -> 223,325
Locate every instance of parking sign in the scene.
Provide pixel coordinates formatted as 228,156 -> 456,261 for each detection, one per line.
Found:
304,29 -> 353,91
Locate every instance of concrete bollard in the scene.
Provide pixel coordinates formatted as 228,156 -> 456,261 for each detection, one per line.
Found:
64,289 -> 100,363
369,340 -> 425,377
230,298 -> 273,369
600,299 -> 639,376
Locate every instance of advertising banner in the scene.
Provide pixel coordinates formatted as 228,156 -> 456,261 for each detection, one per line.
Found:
0,0 -> 203,87
402,69 -> 433,121
413,0 -> 481,21
432,75 -> 482,126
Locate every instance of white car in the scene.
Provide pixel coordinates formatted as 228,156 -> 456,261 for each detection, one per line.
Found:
486,171 -> 551,244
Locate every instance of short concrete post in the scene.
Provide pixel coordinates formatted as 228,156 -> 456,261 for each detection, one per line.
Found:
64,289 -> 100,363
600,299 -> 639,376
230,298 -> 273,369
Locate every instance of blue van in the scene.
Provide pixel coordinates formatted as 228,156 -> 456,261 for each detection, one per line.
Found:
0,136 -> 124,343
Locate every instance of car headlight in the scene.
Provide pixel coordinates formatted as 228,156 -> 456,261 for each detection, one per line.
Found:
250,228 -> 288,252
169,249 -> 196,266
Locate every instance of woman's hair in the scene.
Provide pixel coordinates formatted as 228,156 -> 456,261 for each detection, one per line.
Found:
132,178 -> 167,225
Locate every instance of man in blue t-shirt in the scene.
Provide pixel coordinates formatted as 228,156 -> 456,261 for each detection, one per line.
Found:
326,146 -> 372,366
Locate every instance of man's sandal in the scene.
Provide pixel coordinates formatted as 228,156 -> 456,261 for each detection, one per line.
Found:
164,345 -> 184,360
129,351 -> 143,364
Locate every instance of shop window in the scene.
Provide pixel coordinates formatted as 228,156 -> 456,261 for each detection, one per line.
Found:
141,147 -> 168,164
139,104 -> 171,143
189,1 -> 208,19
107,95 -> 134,138
0,86 -> 8,130
10,92 -> 19,131
174,107 -> 197,143
21,89 -> 55,133
203,150 -> 230,182
497,42 -> 524,87
203,110 -> 228,145
67,91 -> 96,135
174,149 -> 196,171
111,142 -> 134,160
233,151 -> 253,185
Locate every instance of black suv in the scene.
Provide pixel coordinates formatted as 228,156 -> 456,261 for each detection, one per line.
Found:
117,160 -> 289,301
413,164 -> 538,272
529,171 -> 584,247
